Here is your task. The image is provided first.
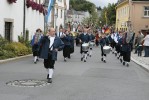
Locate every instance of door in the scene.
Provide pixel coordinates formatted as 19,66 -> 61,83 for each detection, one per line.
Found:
5,22 -> 12,41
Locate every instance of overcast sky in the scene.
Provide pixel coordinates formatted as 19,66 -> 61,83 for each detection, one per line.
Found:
88,0 -> 118,8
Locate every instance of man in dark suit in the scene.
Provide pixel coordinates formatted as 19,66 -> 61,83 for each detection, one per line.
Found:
40,28 -> 64,83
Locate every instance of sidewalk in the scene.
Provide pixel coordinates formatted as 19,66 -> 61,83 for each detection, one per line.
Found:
131,51 -> 149,71
0,54 -> 32,64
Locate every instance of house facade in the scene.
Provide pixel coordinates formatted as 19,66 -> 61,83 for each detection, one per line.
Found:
0,0 -> 45,42
47,0 -> 69,32
116,0 -> 149,35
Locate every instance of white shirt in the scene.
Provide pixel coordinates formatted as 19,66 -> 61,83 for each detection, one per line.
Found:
57,32 -> 63,37
49,36 -> 55,50
143,35 -> 149,46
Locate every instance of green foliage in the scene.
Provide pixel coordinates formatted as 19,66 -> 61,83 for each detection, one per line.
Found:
25,30 -> 29,41
3,42 -> 30,56
0,35 -> 9,48
100,3 -> 116,26
0,49 -> 16,60
0,36 -> 32,60
18,33 -> 25,43
70,0 -> 95,14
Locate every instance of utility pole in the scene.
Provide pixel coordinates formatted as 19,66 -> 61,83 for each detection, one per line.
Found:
23,0 -> 26,40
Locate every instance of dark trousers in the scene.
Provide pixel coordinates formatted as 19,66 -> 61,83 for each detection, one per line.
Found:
101,46 -> 106,57
138,46 -> 143,56
32,44 -> 39,56
123,51 -> 131,62
44,51 -> 55,69
63,45 -> 71,58
144,46 -> 149,57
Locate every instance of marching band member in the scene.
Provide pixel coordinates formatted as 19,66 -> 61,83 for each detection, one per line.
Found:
99,33 -> 109,63
121,32 -> 132,67
79,27 -> 90,62
31,28 -> 43,64
39,28 -> 64,83
117,32 -> 123,61
61,30 -> 73,62
88,29 -> 95,57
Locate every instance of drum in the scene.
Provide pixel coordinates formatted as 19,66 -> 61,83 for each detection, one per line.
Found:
89,41 -> 95,47
103,46 -> 111,54
82,43 -> 89,51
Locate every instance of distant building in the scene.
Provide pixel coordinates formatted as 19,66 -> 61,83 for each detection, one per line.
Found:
47,0 -> 69,32
116,0 -> 149,35
66,9 -> 90,31
67,9 -> 90,24
0,0 -> 45,41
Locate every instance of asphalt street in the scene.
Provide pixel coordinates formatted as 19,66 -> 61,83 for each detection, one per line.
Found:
0,46 -> 149,100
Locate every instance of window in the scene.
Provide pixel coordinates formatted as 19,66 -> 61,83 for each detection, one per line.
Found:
144,6 -> 149,17
5,22 -> 12,41
61,10 -> 62,18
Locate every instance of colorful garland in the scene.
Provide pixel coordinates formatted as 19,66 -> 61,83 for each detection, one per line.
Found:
7,0 -> 17,3
26,0 -> 47,15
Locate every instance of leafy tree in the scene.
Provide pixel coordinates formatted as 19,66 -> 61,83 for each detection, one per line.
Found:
70,0 -> 95,14
99,3 -> 116,26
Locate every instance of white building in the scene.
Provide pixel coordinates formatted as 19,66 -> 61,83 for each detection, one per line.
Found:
47,0 -> 69,32
67,10 -> 90,24
0,0 -> 45,42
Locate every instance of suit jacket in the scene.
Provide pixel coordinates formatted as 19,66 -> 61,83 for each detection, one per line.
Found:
39,36 -> 64,60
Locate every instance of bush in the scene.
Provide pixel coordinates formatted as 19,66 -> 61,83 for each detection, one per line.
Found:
3,42 -> 30,56
0,36 -> 32,60
0,35 -> 9,48
0,49 -> 16,60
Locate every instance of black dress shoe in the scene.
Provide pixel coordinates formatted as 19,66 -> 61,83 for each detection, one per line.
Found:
115,53 -> 117,56
101,58 -> 103,61
47,74 -> 49,79
126,63 -> 129,67
120,59 -> 122,63
84,60 -> 86,62
104,60 -> 106,63
48,78 -> 52,83
34,61 -> 37,64
123,62 -> 125,65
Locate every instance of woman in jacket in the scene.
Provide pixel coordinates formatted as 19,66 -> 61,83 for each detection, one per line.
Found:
61,30 -> 73,62
31,28 -> 43,64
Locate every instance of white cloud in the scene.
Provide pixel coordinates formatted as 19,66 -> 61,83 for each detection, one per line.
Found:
88,0 -> 118,8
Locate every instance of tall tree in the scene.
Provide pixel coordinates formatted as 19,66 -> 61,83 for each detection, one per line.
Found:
70,0 -> 95,14
99,3 -> 116,26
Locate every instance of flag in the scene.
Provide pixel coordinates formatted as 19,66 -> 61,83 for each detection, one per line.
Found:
46,0 -> 54,22
104,28 -> 111,34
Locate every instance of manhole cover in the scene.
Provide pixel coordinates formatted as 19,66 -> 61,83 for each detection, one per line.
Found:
6,79 -> 50,87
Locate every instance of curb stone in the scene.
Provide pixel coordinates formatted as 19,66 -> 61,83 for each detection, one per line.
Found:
0,54 -> 32,64
131,57 -> 149,72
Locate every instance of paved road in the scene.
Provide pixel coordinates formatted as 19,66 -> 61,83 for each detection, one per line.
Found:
0,46 -> 149,100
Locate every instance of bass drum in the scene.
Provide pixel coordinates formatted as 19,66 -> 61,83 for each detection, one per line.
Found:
103,46 -> 111,54
82,43 -> 89,51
